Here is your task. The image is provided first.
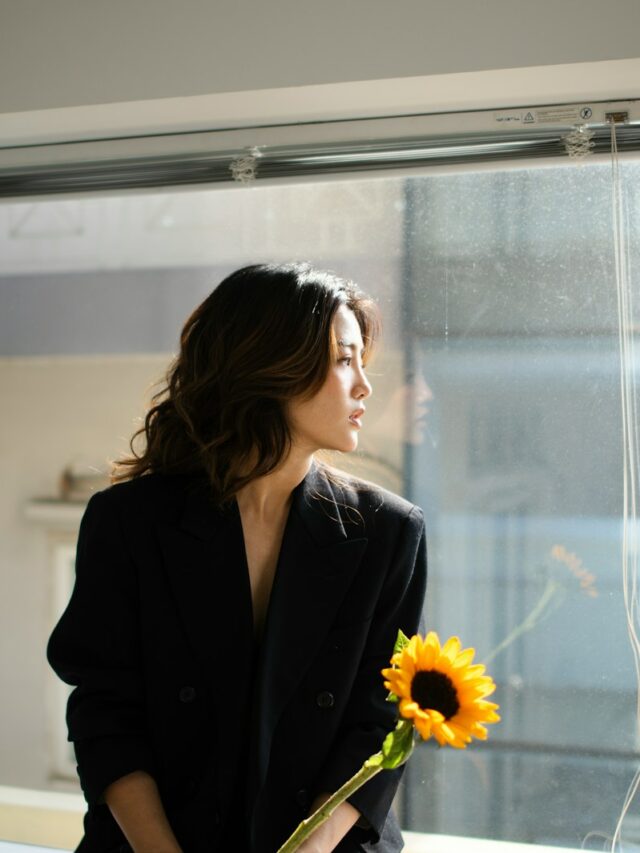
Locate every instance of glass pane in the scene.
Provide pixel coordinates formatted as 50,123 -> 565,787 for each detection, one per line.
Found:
1,158 -> 638,849
402,162 -> 639,849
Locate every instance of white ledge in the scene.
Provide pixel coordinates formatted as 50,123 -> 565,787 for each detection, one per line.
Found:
0,787 -> 585,852
23,500 -> 85,526
0,787 -> 84,813
404,832 -> 583,853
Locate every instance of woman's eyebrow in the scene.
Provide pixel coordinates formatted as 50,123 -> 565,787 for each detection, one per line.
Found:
337,338 -> 365,354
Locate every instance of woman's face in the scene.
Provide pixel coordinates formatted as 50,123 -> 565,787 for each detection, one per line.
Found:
286,305 -> 373,454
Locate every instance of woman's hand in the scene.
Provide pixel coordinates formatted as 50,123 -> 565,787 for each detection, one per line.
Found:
295,841 -> 324,853
295,793 -> 361,853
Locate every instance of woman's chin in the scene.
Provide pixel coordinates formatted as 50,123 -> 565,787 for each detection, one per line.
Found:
342,435 -> 360,453
322,435 -> 359,454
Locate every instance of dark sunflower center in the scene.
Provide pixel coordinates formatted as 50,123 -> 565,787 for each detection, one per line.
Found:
410,670 -> 460,720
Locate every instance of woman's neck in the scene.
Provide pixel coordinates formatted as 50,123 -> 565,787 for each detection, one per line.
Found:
234,450 -> 313,522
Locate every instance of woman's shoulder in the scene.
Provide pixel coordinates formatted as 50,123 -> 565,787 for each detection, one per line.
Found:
318,463 -> 423,528
83,470 -> 198,519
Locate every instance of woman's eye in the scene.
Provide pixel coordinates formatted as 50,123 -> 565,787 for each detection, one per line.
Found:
339,356 -> 352,366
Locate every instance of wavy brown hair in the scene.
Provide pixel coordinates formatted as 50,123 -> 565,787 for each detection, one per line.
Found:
111,262 -> 381,505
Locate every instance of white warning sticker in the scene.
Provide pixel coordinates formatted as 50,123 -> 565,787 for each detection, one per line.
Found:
536,106 -> 586,124
494,106 -> 593,126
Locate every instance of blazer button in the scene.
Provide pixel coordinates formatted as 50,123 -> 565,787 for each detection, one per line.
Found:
316,690 -> 335,709
179,686 -> 197,703
295,788 -> 310,808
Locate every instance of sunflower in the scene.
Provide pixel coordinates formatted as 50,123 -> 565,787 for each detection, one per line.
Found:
381,632 -> 500,749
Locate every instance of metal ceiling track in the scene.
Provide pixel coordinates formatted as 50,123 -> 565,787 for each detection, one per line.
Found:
0,99 -> 638,199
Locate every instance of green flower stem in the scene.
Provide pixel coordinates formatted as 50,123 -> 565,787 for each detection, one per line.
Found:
276,757 -> 384,853
483,578 -> 562,665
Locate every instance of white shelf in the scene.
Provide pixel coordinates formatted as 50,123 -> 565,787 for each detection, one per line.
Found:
23,501 -> 85,526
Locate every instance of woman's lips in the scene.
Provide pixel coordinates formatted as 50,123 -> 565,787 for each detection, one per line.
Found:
349,409 -> 365,428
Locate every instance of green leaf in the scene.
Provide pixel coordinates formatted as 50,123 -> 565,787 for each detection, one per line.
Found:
364,752 -> 384,768
380,720 -> 415,770
385,690 -> 399,703
393,629 -> 411,656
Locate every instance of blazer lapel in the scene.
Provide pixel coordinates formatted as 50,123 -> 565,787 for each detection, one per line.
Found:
155,475 -> 254,690
249,461 -> 368,816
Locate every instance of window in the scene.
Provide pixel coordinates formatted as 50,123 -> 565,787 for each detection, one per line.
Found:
1,103 -> 638,849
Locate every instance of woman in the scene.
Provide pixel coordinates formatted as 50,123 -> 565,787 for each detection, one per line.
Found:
47,262 -> 428,853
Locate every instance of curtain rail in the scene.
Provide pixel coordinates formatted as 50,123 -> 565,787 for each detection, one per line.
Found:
1,112 -> 639,198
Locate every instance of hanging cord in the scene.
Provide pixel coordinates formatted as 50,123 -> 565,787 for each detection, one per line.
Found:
229,146 -> 263,184
610,115 -> 640,853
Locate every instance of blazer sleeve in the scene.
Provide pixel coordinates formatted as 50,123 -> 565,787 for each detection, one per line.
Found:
46,489 -> 155,806
312,504 -> 428,845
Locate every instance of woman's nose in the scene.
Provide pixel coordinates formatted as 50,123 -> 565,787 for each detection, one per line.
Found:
356,370 -> 372,399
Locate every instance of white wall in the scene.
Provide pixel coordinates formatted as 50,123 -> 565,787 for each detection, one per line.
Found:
1,0 -> 639,146
1,0 -> 640,113
0,355 -> 169,790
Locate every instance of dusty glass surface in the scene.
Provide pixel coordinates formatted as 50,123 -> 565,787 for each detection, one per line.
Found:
0,159 -> 638,848
403,161 -> 640,848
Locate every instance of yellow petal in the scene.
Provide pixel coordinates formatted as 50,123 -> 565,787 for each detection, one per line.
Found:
432,725 -> 448,746
399,647 -> 418,675
448,722 -> 473,743
441,636 -> 462,663
383,670 -> 410,692
418,642 -> 438,669
451,647 -> 476,668
424,631 -> 441,657
426,707 -> 446,724
459,664 -> 486,680
399,699 -> 420,716
439,721 -> 456,743
413,715 -> 433,740
406,635 -> 422,660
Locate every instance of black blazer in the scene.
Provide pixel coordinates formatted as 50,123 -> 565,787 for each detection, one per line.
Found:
47,460 -> 427,853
